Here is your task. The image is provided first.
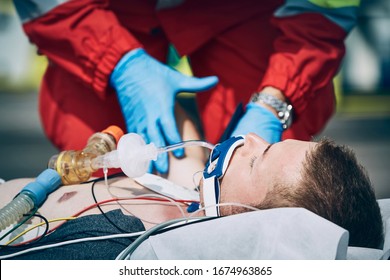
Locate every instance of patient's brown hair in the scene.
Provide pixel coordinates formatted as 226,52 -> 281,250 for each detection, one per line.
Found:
259,138 -> 384,249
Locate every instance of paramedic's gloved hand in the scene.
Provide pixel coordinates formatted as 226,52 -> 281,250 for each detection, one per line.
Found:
230,102 -> 283,143
110,48 -> 218,174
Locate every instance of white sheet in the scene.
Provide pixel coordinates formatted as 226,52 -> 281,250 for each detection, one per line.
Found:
131,207 -> 349,260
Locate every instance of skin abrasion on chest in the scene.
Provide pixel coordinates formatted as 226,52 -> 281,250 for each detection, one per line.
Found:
57,191 -> 78,203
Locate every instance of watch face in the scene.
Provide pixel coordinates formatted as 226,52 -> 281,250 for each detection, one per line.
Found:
252,93 -> 293,129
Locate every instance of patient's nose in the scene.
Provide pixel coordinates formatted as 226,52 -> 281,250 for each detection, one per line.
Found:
243,133 -> 269,153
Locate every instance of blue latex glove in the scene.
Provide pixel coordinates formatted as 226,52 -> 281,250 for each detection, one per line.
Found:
230,102 -> 283,143
110,48 -> 218,174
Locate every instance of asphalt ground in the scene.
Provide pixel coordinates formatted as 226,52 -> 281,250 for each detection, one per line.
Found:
0,91 -> 389,199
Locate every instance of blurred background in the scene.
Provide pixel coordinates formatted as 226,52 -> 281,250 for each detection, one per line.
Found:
0,0 -> 389,198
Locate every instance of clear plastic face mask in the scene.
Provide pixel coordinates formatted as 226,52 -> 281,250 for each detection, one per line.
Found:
92,133 -> 215,178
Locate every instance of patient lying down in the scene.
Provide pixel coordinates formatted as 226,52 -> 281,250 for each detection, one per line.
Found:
0,134 -> 384,259
0,109 -> 384,259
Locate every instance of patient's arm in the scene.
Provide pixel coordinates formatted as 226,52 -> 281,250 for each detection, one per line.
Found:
166,103 -> 208,188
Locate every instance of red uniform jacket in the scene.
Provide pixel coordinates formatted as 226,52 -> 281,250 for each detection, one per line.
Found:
16,0 -> 358,148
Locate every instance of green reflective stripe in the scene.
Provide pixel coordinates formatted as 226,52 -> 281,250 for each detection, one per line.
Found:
274,0 -> 359,32
13,0 -> 68,23
309,0 -> 360,9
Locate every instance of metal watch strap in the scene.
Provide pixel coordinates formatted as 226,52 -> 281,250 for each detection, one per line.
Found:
251,92 -> 293,130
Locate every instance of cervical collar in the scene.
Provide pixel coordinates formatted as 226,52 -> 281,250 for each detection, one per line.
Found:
202,135 -> 245,216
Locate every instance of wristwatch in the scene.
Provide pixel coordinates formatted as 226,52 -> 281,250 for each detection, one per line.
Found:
251,92 -> 293,130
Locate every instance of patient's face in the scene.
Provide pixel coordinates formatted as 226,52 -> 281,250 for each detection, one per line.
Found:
200,133 -> 317,216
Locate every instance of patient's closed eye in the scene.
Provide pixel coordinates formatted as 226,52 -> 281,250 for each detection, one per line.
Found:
263,144 -> 273,157
250,156 -> 257,169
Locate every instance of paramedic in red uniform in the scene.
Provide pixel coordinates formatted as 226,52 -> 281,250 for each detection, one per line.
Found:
13,0 -> 360,174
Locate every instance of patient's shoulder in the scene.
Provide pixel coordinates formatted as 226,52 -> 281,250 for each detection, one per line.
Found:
1,178 -> 35,188
0,178 -> 36,205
